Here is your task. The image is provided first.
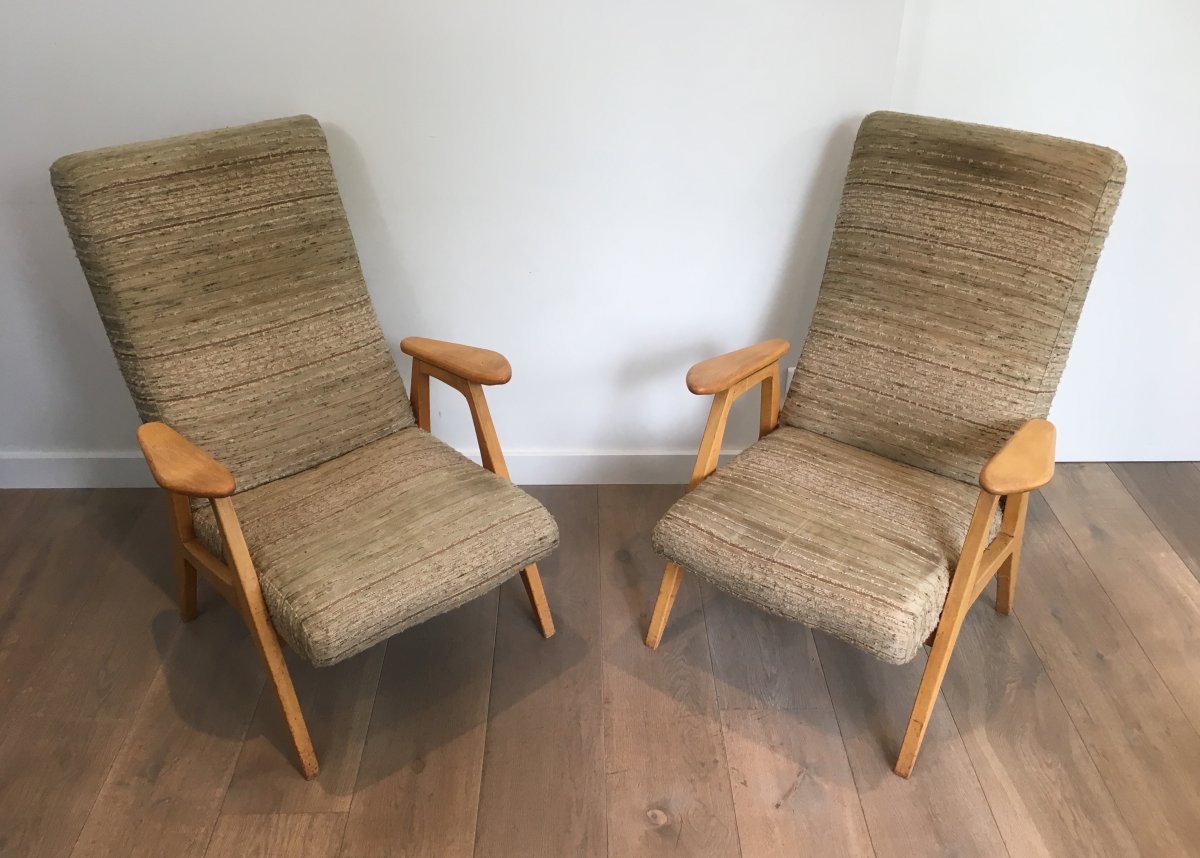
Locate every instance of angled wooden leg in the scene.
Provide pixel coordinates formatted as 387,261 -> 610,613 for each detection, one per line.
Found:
211,496 -> 319,780
521,563 -> 555,638
644,363 -> 782,650
461,380 -> 557,637
996,491 -> 1029,614
895,490 -> 998,778
166,492 -> 198,622
645,561 -> 685,649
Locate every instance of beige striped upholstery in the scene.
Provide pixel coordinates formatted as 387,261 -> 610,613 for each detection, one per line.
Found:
656,112 -> 1124,664
52,116 -> 558,666
782,111 -> 1126,484
51,116 -> 414,491
192,428 -> 557,667
655,427 -> 998,663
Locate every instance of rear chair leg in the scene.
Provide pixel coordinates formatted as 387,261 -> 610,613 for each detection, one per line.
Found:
521,563 -> 556,638
645,561 -> 685,649
995,492 -> 1029,615
166,493 -> 199,621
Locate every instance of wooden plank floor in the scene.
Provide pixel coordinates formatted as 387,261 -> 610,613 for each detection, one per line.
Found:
2,467 -> 1200,856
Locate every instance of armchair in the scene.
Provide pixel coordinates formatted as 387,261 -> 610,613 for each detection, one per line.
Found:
646,111 -> 1125,777
52,116 -> 558,779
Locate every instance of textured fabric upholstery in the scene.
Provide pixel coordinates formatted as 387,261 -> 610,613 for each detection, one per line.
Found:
51,116 -> 414,491
655,427 -> 996,664
193,427 -> 558,667
782,111 -> 1125,484
52,116 -> 559,668
659,112 -> 1123,664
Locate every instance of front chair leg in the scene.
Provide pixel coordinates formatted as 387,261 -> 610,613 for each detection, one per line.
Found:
895,490 -> 998,777
645,561 -> 685,649
211,496 -> 319,780
644,360 -> 781,650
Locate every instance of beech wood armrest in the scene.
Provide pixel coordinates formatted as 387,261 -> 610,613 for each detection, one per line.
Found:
137,422 -> 236,498
400,336 -> 512,385
686,338 -> 790,394
979,418 -> 1056,496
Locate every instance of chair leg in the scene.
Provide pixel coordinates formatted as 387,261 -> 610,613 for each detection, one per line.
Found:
895,488 -> 998,778
166,493 -> 198,621
176,558 -> 199,622
645,561 -> 685,649
211,496 -> 319,780
995,491 -> 1028,615
521,563 -> 556,638
995,551 -> 1020,614
250,617 -> 319,780
894,618 -> 964,778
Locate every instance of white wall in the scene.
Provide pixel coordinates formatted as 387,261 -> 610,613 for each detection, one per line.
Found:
0,0 -> 1194,487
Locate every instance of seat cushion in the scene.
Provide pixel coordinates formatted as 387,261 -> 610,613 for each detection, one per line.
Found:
653,426 -> 994,664
193,427 -> 558,666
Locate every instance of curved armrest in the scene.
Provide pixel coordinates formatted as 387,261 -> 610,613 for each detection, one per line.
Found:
400,336 -> 512,385
136,422 -> 236,498
686,339 -> 790,394
979,419 -> 1056,496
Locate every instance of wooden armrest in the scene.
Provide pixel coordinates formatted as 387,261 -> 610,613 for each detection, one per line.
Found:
686,338 -> 790,394
136,422 -> 236,498
400,336 -> 512,385
979,419 -> 1056,496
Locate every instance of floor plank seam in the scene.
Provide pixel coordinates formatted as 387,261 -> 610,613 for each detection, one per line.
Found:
696,582 -> 747,857
1110,463 -> 1200,587
590,486 -> 612,858
929,655 -> 1013,858
1040,474 -> 1200,741
335,638 -> 388,857
1007,606 -> 1140,851
66,660 -> 169,857
469,580 -> 506,858
810,642 -> 877,858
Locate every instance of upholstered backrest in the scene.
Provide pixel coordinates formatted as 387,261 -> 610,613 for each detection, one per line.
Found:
781,111 -> 1125,484
52,116 -> 414,492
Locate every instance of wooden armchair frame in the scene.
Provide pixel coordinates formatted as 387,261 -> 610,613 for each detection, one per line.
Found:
644,339 -> 1057,778
144,337 -> 553,780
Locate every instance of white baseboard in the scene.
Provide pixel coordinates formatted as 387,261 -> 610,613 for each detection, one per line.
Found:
0,451 -> 153,488
0,449 -> 742,488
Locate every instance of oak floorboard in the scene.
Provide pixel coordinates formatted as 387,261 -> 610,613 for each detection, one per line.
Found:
474,486 -> 607,857
205,812 -> 347,857
1111,461 -> 1200,583
815,634 -> 1007,858
701,583 -> 830,712
599,485 -> 740,858
942,589 -> 1138,857
338,593 -> 499,858
1041,464 -> 1200,730
721,708 -> 874,857
222,645 -> 385,814
1015,493 -> 1200,856
0,490 -> 180,858
70,602 -> 265,857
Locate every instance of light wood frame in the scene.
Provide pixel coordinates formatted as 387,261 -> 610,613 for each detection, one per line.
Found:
142,337 -> 554,780
643,339 -> 1056,778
